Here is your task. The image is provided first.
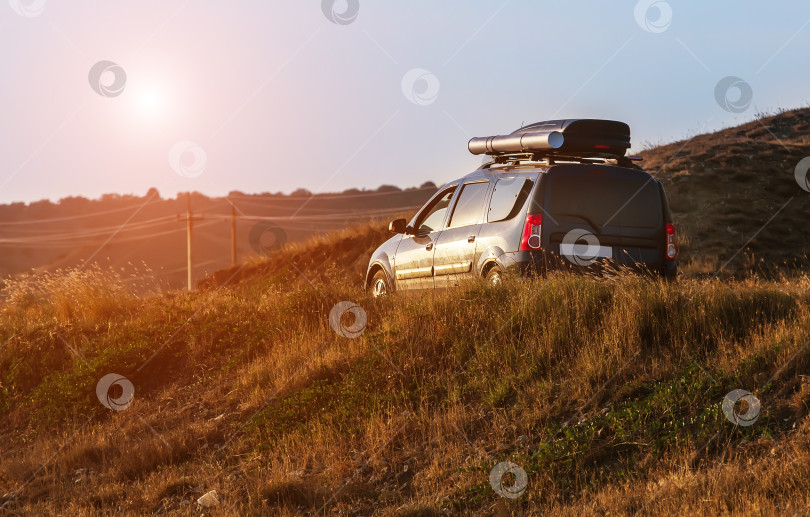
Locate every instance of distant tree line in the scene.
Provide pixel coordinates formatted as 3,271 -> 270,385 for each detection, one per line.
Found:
0,182 -> 437,221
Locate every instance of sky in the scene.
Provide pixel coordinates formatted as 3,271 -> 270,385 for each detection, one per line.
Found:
0,0 -> 808,204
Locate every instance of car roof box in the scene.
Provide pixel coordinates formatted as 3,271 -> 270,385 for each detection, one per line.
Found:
468,119 -> 631,157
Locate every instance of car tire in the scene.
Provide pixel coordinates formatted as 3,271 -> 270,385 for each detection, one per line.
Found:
370,270 -> 391,298
485,265 -> 503,286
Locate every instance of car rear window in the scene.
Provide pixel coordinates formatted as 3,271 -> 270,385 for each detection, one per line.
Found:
487,177 -> 535,223
547,174 -> 662,228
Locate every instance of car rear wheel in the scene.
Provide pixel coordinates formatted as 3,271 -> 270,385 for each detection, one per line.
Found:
370,270 -> 390,298
485,265 -> 503,286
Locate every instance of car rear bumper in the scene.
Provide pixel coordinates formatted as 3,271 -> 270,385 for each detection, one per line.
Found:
498,251 -> 677,279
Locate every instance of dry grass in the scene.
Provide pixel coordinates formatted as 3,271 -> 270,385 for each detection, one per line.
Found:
0,264 -> 142,329
1,234 -> 810,516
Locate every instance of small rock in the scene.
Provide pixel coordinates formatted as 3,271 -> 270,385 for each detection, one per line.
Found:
197,490 -> 219,508
516,435 -> 529,448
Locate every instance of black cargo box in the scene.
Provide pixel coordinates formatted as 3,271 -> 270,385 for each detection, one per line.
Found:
468,119 -> 631,157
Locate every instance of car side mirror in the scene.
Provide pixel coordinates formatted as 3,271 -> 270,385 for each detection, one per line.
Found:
388,218 -> 407,234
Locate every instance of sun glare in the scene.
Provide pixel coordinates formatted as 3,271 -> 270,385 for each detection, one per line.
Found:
134,84 -> 168,119
138,88 -> 163,112
123,76 -> 179,132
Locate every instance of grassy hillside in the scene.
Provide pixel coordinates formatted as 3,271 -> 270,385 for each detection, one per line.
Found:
2,111 -> 810,515
2,221 -> 810,515
642,107 -> 810,275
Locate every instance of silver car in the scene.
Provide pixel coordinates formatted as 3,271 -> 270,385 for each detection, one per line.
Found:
365,120 -> 677,296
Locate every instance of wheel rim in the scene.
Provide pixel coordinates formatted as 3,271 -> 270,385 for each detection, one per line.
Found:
372,278 -> 387,297
488,271 -> 502,286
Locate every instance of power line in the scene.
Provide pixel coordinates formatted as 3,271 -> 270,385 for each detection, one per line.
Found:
228,197 -> 419,210
217,204 -> 422,221
0,220 -> 221,247
0,205 -> 418,246
0,203 -> 417,240
0,216 -> 178,243
226,186 -> 435,201
0,200 -> 231,226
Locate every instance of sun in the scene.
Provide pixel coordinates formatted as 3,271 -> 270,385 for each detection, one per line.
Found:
123,77 -> 179,132
137,86 -> 165,115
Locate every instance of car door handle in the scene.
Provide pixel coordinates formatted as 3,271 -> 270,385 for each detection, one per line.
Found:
426,242 -> 433,251
468,235 -> 476,243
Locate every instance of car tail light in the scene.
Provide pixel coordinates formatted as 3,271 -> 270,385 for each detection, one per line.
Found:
665,223 -> 677,260
520,214 -> 543,251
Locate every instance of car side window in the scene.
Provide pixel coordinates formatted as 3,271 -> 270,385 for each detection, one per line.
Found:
416,187 -> 457,233
487,177 -> 535,222
447,181 -> 490,228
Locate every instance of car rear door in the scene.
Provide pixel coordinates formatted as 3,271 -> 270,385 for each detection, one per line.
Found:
541,165 -> 665,269
393,184 -> 457,291
432,180 -> 491,288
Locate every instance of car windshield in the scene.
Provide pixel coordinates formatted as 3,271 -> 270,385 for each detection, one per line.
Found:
547,175 -> 662,229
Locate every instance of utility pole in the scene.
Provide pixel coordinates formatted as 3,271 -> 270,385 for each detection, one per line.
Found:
230,204 -> 237,266
177,193 -> 204,291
